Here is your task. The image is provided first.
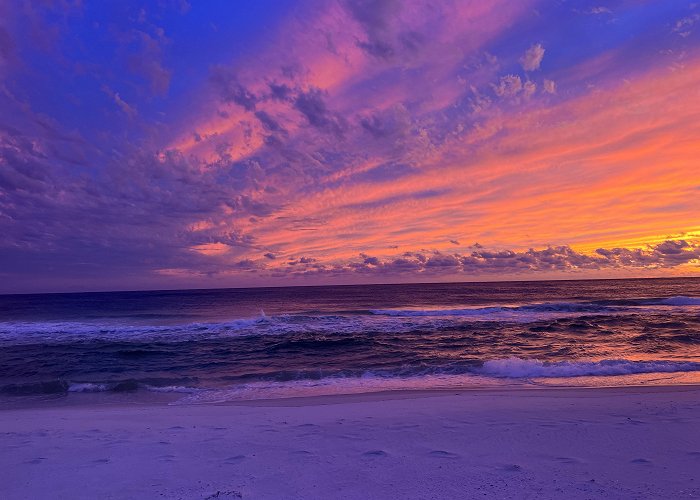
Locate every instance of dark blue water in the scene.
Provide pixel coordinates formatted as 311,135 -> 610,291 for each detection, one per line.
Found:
1,278 -> 699,402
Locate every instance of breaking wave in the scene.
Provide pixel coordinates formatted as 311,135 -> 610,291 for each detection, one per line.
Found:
478,358 -> 700,378
656,296 -> 700,306
372,296 -> 700,317
4,357 -> 699,400
1,294 -> 698,345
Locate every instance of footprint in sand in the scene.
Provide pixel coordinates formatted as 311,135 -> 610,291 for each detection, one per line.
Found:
204,490 -> 243,499
362,450 -> 388,457
338,434 -> 363,441
499,464 -> 523,472
428,450 -> 459,459
391,424 -> 420,430
224,455 -> 246,464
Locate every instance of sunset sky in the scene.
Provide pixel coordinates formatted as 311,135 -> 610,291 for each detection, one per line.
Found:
1,0 -> 700,293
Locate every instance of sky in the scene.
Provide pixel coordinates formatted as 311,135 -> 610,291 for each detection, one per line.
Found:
1,0 -> 700,293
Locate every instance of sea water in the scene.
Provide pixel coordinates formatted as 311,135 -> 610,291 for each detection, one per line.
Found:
1,278 -> 699,403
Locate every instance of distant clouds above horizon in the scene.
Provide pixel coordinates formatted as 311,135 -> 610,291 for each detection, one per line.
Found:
1,0 -> 700,292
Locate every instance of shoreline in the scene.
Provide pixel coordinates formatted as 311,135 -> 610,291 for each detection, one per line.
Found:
3,380 -> 700,410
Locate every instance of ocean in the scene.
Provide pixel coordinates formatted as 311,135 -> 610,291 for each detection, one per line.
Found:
1,278 -> 699,404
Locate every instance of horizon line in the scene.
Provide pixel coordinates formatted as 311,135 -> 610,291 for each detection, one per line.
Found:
2,274 -> 698,298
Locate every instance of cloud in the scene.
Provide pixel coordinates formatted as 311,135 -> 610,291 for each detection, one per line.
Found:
351,162 -> 418,183
493,74 -> 523,97
520,43 -> 545,71
126,30 -> 172,95
673,14 -> 700,37
542,79 -> 556,94
344,0 -> 402,60
360,104 -> 412,140
278,240 -> 700,279
101,86 -> 137,118
522,80 -> 537,98
191,242 -> 231,256
210,66 -> 259,111
293,87 -> 348,137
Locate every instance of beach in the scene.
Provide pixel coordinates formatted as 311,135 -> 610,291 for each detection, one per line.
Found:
2,385 -> 699,499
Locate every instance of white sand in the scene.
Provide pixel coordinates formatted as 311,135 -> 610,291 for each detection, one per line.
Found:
1,386 -> 699,499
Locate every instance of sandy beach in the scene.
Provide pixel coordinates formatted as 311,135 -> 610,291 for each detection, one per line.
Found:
2,385 -> 699,499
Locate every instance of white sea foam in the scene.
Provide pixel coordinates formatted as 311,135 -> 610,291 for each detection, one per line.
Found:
144,385 -> 200,393
478,357 -> 700,378
169,373 -> 509,404
657,296 -> 700,306
68,383 -> 110,392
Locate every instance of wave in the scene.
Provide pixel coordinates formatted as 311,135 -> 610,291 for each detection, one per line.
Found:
655,296 -> 700,306
0,377 -> 201,396
371,306 -> 510,316
372,296 -> 700,317
370,302 -> 622,318
1,294 -> 698,344
477,358 -> 700,378
0,316 -> 283,344
67,383 -> 109,392
155,358 -> 700,403
143,385 -> 200,393
4,357 -> 698,399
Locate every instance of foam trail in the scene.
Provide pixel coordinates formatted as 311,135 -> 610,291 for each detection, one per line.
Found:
478,358 -> 700,378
